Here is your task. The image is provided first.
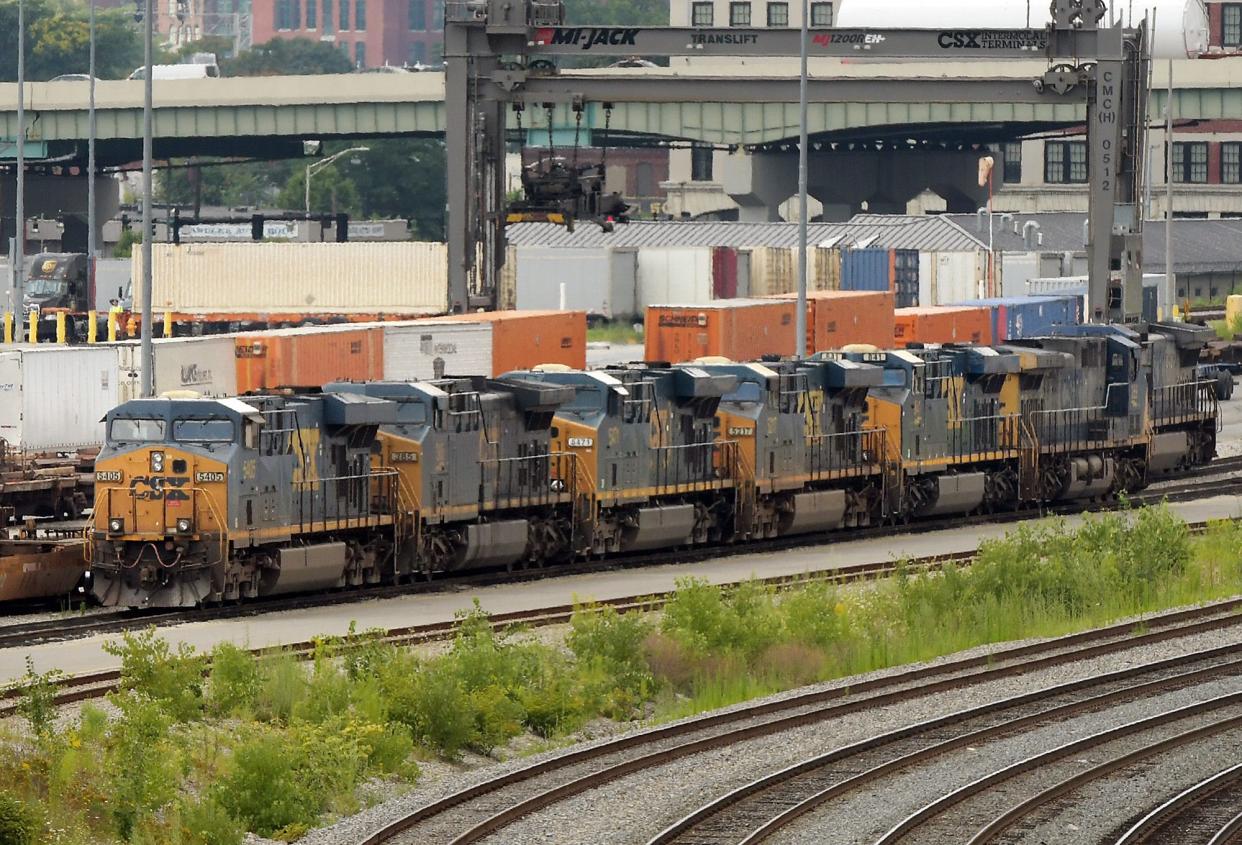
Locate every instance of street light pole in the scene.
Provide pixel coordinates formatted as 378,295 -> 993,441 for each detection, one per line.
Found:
795,0 -> 809,358
140,0 -> 154,396
304,146 -> 370,214
87,0 -> 97,305
14,0 -> 25,318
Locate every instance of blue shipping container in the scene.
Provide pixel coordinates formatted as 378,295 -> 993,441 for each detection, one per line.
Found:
841,248 -> 892,292
956,295 -> 1079,341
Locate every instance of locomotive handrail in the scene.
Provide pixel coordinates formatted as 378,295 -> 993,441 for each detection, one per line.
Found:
1151,379 -> 1218,424
189,486 -> 229,565
946,412 -> 1021,460
481,451 -> 579,509
651,441 -> 734,495
805,427 -> 886,477
292,468 -> 400,535
1025,382 -> 1133,452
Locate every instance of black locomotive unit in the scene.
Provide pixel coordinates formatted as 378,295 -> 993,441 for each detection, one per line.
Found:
91,323 -> 1220,607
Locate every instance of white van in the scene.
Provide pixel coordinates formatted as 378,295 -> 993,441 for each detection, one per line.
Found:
127,63 -> 220,80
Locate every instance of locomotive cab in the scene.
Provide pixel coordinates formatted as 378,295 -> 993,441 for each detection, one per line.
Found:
91,397 -> 261,607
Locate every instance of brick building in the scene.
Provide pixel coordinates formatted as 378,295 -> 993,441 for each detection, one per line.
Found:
249,0 -> 443,68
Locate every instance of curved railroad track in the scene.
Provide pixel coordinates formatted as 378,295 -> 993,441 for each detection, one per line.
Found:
4,456 -> 1241,649
646,647 -> 1242,845
1113,763 -> 1242,845
354,596 -> 1242,845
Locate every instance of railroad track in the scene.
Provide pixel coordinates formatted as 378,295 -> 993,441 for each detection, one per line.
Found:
647,646 -> 1242,845
1114,762 -> 1242,844
355,597 -> 1242,845
0,548 -> 973,717
4,457 -> 1240,650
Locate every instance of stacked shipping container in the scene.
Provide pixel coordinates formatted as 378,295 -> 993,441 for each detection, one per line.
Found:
645,300 -> 797,364
955,296 -> 1078,342
769,291 -> 896,353
893,306 -> 994,346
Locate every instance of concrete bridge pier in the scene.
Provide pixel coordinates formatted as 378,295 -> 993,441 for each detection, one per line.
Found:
0,173 -> 120,257
723,147 -> 999,222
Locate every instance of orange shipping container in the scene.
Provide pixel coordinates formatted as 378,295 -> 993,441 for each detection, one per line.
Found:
893,306 -> 993,346
431,309 -> 586,375
234,326 -> 384,392
645,299 -> 797,364
770,290 -> 895,354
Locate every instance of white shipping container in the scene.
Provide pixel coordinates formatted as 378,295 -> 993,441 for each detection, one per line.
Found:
382,321 -> 495,380
115,336 -> 239,401
637,248 -> 713,308
132,242 -> 448,315
926,252 -> 986,305
514,247 -> 638,318
0,346 -> 119,451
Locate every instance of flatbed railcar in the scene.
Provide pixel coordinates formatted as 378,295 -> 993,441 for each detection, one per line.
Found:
89,323 -> 1221,608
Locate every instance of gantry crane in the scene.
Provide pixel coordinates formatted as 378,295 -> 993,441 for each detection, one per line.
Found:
443,0 -> 1148,325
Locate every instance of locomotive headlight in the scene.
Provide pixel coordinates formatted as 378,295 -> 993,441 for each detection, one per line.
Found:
150,451 -> 165,472
175,518 -> 193,534
108,518 -> 124,533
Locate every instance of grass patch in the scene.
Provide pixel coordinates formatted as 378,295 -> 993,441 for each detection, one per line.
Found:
4,506 -> 1241,842
586,320 -> 643,345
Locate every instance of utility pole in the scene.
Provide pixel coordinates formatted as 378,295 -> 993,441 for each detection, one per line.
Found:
88,0 -> 97,305
140,0 -> 154,396
1165,58 -> 1174,318
795,0 -> 809,357
14,0 -> 25,319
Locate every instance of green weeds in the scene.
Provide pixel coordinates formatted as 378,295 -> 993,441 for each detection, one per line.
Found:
4,506 -> 1242,843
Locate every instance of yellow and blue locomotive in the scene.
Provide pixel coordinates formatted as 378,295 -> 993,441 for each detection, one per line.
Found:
88,322 -> 1221,608
91,393 -> 399,607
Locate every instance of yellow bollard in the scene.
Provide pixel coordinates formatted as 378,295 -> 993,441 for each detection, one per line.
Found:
3,312 -> 11,344
87,310 -> 97,344
163,311 -> 173,338
27,311 -> 36,344
107,312 -> 118,343
55,312 -> 67,344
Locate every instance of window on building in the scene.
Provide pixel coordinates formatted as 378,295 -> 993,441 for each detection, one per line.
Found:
1172,141 -> 1208,183
429,41 -> 443,64
691,1 -> 713,25
810,1 -> 832,26
1224,143 -> 1241,184
1002,142 -> 1022,183
410,41 -> 426,64
767,2 -> 788,26
691,146 -> 713,182
432,1 -> 443,28
1044,140 -> 1087,183
339,0 -> 350,30
409,0 -> 425,29
729,2 -> 751,26
355,0 -> 364,29
323,0 -> 333,31
355,41 -> 365,66
306,0 -> 316,28
1225,4 -> 1242,47
340,40 -> 350,56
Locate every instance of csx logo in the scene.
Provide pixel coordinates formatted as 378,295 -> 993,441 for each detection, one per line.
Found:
938,30 -> 984,48
130,475 -> 190,501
